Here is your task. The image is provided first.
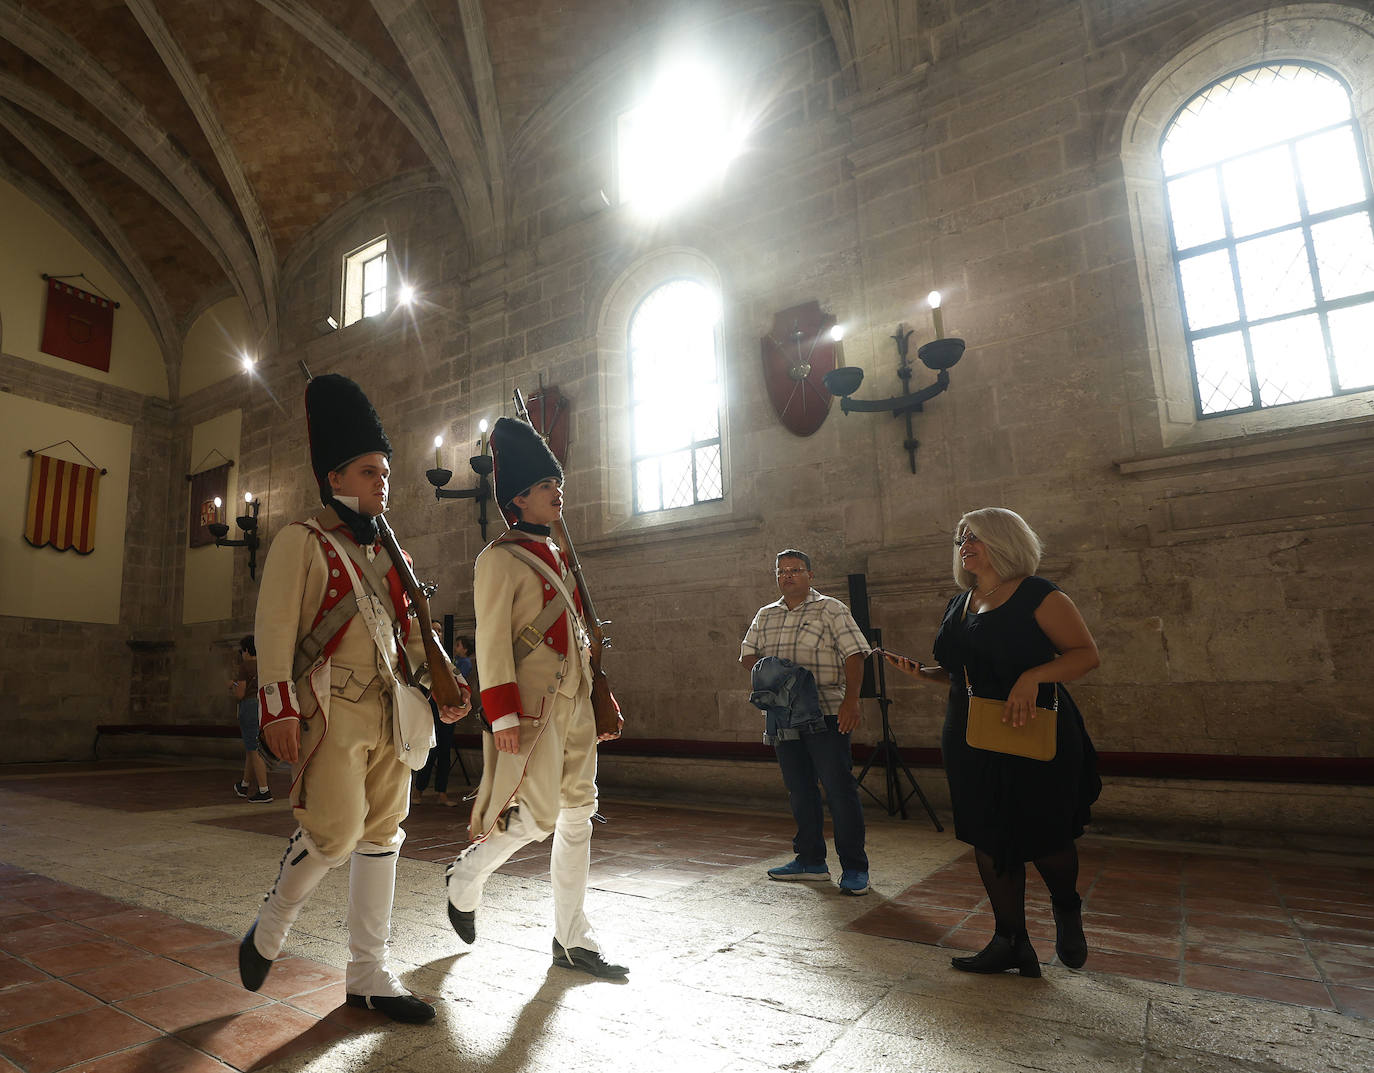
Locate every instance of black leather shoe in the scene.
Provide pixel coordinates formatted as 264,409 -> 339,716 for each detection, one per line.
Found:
552,939 -> 628,978
1052,894 -> 1088,968
238,923 -> 273,991
951,932 -> 1041,977
448,901 -> 476,944
345,992 -> 436,1023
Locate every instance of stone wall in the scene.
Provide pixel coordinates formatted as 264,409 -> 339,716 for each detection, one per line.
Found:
6,1 -> 1371,819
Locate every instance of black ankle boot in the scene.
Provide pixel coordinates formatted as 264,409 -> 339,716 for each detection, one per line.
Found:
951,932 -> 1041,977
1052,894 -> 1087,968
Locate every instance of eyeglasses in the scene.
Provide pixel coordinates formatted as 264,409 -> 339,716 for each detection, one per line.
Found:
953,532 -> 982,547
775,568 -> 810,578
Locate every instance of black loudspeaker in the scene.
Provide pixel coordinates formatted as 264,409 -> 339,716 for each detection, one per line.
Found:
847,573 -> 877,699
443,613 -> 454,656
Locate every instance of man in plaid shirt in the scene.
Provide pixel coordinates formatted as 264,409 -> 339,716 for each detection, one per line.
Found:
740,549 -> 871,895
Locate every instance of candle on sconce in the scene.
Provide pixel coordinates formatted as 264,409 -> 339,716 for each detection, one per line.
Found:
213,495 -> 223,524
928,291 -> 944,339
829,324 -> 845,367
478,419 -> 490,456
244,491 -> 253,505
434,435 -> 444,470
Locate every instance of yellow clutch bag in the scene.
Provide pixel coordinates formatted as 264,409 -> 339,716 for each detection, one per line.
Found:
965,693 -> 1057,761
960,589 -> 1057,761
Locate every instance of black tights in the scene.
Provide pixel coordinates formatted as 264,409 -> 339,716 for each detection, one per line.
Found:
974,844 -> 1079,937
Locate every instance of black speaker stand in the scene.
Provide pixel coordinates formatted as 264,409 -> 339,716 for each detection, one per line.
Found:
855,628 -> 943,830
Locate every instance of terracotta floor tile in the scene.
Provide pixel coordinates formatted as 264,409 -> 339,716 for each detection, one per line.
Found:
1309,941 -> 1374,970
1185,911 -> 1301,938
1331,986 -> 1374,1019
26,937 -> 145,977
0,1005 -> 159,1073
1183,963 -> 1335,1009
71,1037 -> 235,1073
66,955 -> 206,1002
1290,908 -> 1374,931
1296,923 -> 1374,946
0,957 -> 46,992
176,1004 -> 350,1070
254,957 -> 345,1001
0,979 -> 102,1032
0,913 -> 56,935
1184,925 -> 1309,957
847,903 -> 966,944
90,917 -> 230,957
1083,927 -> 1182,960
1084,949 -> 1181,986
1080,911 -> 1183,939
1317,960 -> 1374,988
280,981 -> 350,1017
169,941 -> 243,980
16,890 -> 134,921
115,976 -> 269,1033
1183,896 -> 1288,920
1184,943 -> 1320,979
0,921 -> 99,955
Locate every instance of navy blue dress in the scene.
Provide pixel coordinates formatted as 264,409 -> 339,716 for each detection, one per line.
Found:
932,576 -> 1100,868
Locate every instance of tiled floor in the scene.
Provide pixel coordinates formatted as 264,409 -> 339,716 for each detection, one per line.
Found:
0,864 -> 373,1072
849,841 -> 1374,1017
2,759 -> 1373,1073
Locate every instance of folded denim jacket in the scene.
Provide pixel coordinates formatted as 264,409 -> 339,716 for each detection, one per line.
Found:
749,656 -> 828,743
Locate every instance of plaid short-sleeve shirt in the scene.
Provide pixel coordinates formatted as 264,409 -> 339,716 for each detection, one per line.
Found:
741,589 -> 872,716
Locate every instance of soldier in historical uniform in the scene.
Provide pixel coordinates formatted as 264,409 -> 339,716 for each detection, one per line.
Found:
239,374 -> 468,1023
443,416 -> 627,977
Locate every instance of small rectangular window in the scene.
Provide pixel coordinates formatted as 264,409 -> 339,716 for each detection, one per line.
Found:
342,237 -> 388,327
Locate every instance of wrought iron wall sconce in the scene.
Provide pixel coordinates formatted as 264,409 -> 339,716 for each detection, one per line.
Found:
208,493 -> 262,580
822,292 -> 965,473
427,426 -> 493,541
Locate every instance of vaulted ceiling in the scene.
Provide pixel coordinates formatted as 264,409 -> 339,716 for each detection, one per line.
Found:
0,1 -> 891,399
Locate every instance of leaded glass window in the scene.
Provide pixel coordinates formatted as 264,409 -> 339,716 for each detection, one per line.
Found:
1162,64 -> 1374,416
628,279 -> 724,513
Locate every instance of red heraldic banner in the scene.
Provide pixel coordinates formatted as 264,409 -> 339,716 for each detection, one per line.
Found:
24,454 -> 102,554
41,278 -> 115,372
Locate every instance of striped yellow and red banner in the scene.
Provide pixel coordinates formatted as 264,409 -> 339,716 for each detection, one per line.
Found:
24,453 -> 101,554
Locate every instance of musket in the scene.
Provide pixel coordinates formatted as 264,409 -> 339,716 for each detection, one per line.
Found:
299,362 -> 469,712
512,388 -> 623,739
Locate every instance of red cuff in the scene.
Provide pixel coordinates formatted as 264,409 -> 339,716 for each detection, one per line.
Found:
258,681 -> 300,727
480,682 -> 523,725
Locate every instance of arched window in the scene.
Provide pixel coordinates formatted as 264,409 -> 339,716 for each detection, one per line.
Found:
627,279 -> 724,513
1162,63 -> 1374,417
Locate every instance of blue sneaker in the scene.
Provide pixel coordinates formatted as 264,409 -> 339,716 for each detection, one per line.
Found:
838,870 -> 870,896
767,858 -> 830,882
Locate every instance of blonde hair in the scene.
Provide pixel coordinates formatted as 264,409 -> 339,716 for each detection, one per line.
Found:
952,507 -> 1043,589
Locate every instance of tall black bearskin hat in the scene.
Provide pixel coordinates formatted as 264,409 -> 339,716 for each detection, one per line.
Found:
305,374 -> 392,504
491,416 -> 562,511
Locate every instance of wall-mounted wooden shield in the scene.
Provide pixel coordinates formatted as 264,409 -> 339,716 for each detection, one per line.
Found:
525,385 -> 571,465
760,301 -> 838,437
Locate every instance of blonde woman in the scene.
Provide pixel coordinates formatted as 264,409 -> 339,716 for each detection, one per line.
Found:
885,508 -> 1100,976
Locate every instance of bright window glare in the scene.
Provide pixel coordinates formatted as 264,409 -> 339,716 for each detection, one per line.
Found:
1162,63 -> 1374,416
629,279 -> 725,512
619,63 -> 746,214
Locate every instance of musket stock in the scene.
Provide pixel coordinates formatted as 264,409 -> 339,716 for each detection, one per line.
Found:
375,514 -> 468,712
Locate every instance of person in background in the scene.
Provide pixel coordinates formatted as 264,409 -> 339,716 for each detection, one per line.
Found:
413,635 -> 475,808
740,549 -> 871,896
231,635 -> 270,803
885,507 -> 1100,977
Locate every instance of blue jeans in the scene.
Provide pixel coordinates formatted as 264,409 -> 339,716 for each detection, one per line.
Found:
772,715 -> 868,873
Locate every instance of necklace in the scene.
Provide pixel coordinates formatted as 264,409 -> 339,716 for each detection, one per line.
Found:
975,578 -> 1009,600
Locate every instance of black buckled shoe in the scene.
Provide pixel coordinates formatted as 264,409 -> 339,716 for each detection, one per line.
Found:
552,938 -> 628,978
448,901 -> 476,944
238,923 -> 273,991
345,992 -> 436,1023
